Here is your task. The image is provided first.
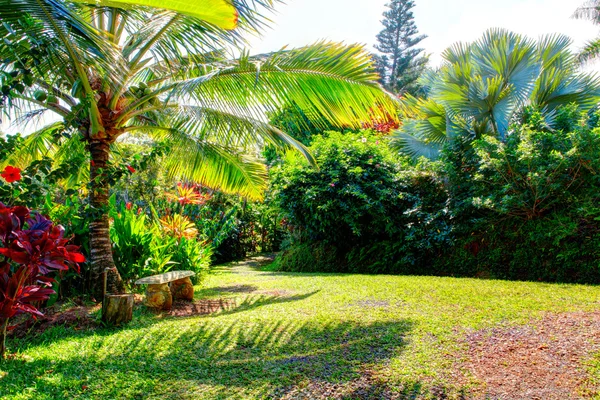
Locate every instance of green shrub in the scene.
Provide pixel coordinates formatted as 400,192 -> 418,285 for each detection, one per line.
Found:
109,197 -> 212,287
440,122 -> 600,283
271,130 -> 451,273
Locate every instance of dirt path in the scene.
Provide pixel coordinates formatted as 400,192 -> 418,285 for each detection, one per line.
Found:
455,312 -> 600,399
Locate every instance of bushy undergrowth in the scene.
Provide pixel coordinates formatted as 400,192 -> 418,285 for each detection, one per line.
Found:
271,130 -> 450,274
440,121 -> 600,282
271,112 -> 600,283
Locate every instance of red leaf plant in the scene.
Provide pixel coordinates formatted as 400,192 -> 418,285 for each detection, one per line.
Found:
0,203 -> 84,358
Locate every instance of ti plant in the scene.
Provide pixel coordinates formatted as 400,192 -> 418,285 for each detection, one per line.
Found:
0,203 -> 84,359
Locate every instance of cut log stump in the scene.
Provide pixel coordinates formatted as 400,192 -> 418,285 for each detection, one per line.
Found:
102,294 -> 134,325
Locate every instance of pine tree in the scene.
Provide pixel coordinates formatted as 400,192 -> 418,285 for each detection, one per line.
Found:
374,0 -> 428,96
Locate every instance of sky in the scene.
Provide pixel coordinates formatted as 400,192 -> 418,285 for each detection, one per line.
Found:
248,0 -> 599,68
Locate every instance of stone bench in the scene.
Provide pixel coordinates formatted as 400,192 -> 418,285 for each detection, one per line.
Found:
135,271 -> 195,310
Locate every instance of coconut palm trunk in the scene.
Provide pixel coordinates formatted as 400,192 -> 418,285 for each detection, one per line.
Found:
89,139 -> 125,295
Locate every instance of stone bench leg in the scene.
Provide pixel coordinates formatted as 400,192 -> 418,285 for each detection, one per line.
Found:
146,283 -> 173,310
170,277 -> 194,301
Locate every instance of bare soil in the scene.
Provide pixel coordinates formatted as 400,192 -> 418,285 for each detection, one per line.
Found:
9,304 -> 99,339
167,299 -> 236,317
455,311 -> 600,399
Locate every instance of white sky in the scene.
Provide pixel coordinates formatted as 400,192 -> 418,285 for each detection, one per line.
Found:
249,0 -> 599,68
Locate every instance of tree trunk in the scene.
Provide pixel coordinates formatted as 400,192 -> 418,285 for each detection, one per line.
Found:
89,139 -> 125,297
102,294 -> 134,325
0,318 -> 8,359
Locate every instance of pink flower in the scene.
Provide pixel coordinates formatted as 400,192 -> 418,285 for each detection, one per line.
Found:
330,183 -> 336,187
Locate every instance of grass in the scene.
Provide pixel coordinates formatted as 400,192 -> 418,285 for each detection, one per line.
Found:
2,257 -> 600,399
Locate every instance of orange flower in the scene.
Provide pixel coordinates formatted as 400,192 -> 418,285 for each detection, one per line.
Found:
1,166 -> 21,183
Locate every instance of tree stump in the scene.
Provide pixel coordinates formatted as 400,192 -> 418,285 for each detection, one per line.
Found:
102,294 -> 134,325
170,277 -> 194,301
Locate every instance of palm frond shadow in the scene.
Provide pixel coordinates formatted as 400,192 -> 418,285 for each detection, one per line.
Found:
5,318 -> 415,398
218,290 -> 321,316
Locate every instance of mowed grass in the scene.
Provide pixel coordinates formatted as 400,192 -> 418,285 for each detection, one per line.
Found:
2,257 -> 600,399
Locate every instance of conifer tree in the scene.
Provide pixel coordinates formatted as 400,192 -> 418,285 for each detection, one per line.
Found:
374,0 -> 428,95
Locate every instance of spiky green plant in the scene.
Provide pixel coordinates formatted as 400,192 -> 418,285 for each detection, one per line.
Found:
394,29 -> 600,159
0,0 -> 396,294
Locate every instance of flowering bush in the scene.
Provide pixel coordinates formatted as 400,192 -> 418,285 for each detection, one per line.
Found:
0,203 -> 84,358
0,166 -> 21,183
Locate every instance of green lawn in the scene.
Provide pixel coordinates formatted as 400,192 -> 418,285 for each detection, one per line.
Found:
2,257 -> 600,399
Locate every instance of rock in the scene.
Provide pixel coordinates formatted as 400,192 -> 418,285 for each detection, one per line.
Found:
170,277 -> 194,301
145,283 -> 172,310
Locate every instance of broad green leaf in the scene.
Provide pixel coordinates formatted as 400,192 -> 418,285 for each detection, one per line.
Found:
77,0 -> 238,30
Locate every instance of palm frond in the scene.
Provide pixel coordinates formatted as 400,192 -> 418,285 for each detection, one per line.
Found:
393,130 -> 443,160
150,125 -> 269,200
578,39 -> 600,64
164,42 -> 398,132
573,1 -> 600,23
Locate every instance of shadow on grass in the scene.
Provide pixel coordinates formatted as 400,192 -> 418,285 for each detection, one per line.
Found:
219,290 -> 321,317
2,317 -> 415,399
195,283 -> 259,297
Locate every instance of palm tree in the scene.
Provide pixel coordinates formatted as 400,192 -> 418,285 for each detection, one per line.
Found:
573,0 -> 600,63
394,29 -> 600,159
0,0 -> 397,294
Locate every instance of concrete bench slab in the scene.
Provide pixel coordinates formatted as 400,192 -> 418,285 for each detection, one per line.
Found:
135,270 -> 195,285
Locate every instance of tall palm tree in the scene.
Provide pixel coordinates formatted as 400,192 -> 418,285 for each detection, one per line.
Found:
573,0 -> 600,63
394,29 -> 600,159
0,0 -> 397,294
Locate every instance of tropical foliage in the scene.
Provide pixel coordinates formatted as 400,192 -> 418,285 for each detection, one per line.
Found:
0,0 -> 396,294
0,204 -> 84,358
272,109 -> 600,283
573,0 -> 600,63
394,29 -> 600,159
271,130 -> 450,273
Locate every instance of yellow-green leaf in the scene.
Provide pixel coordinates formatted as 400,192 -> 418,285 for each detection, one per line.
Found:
77,0 -> 238,30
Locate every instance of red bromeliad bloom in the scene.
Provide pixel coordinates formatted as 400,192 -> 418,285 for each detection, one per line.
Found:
1,166 -> 21,183
166,184 -> 212,206
126,165 -> 136,173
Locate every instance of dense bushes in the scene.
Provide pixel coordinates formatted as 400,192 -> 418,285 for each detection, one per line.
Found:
440,121 -> 600,282
271,113 -> 600,283
271,130 -> 450,273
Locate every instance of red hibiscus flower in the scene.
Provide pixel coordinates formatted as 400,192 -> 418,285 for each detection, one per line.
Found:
1,166 -> 21,183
